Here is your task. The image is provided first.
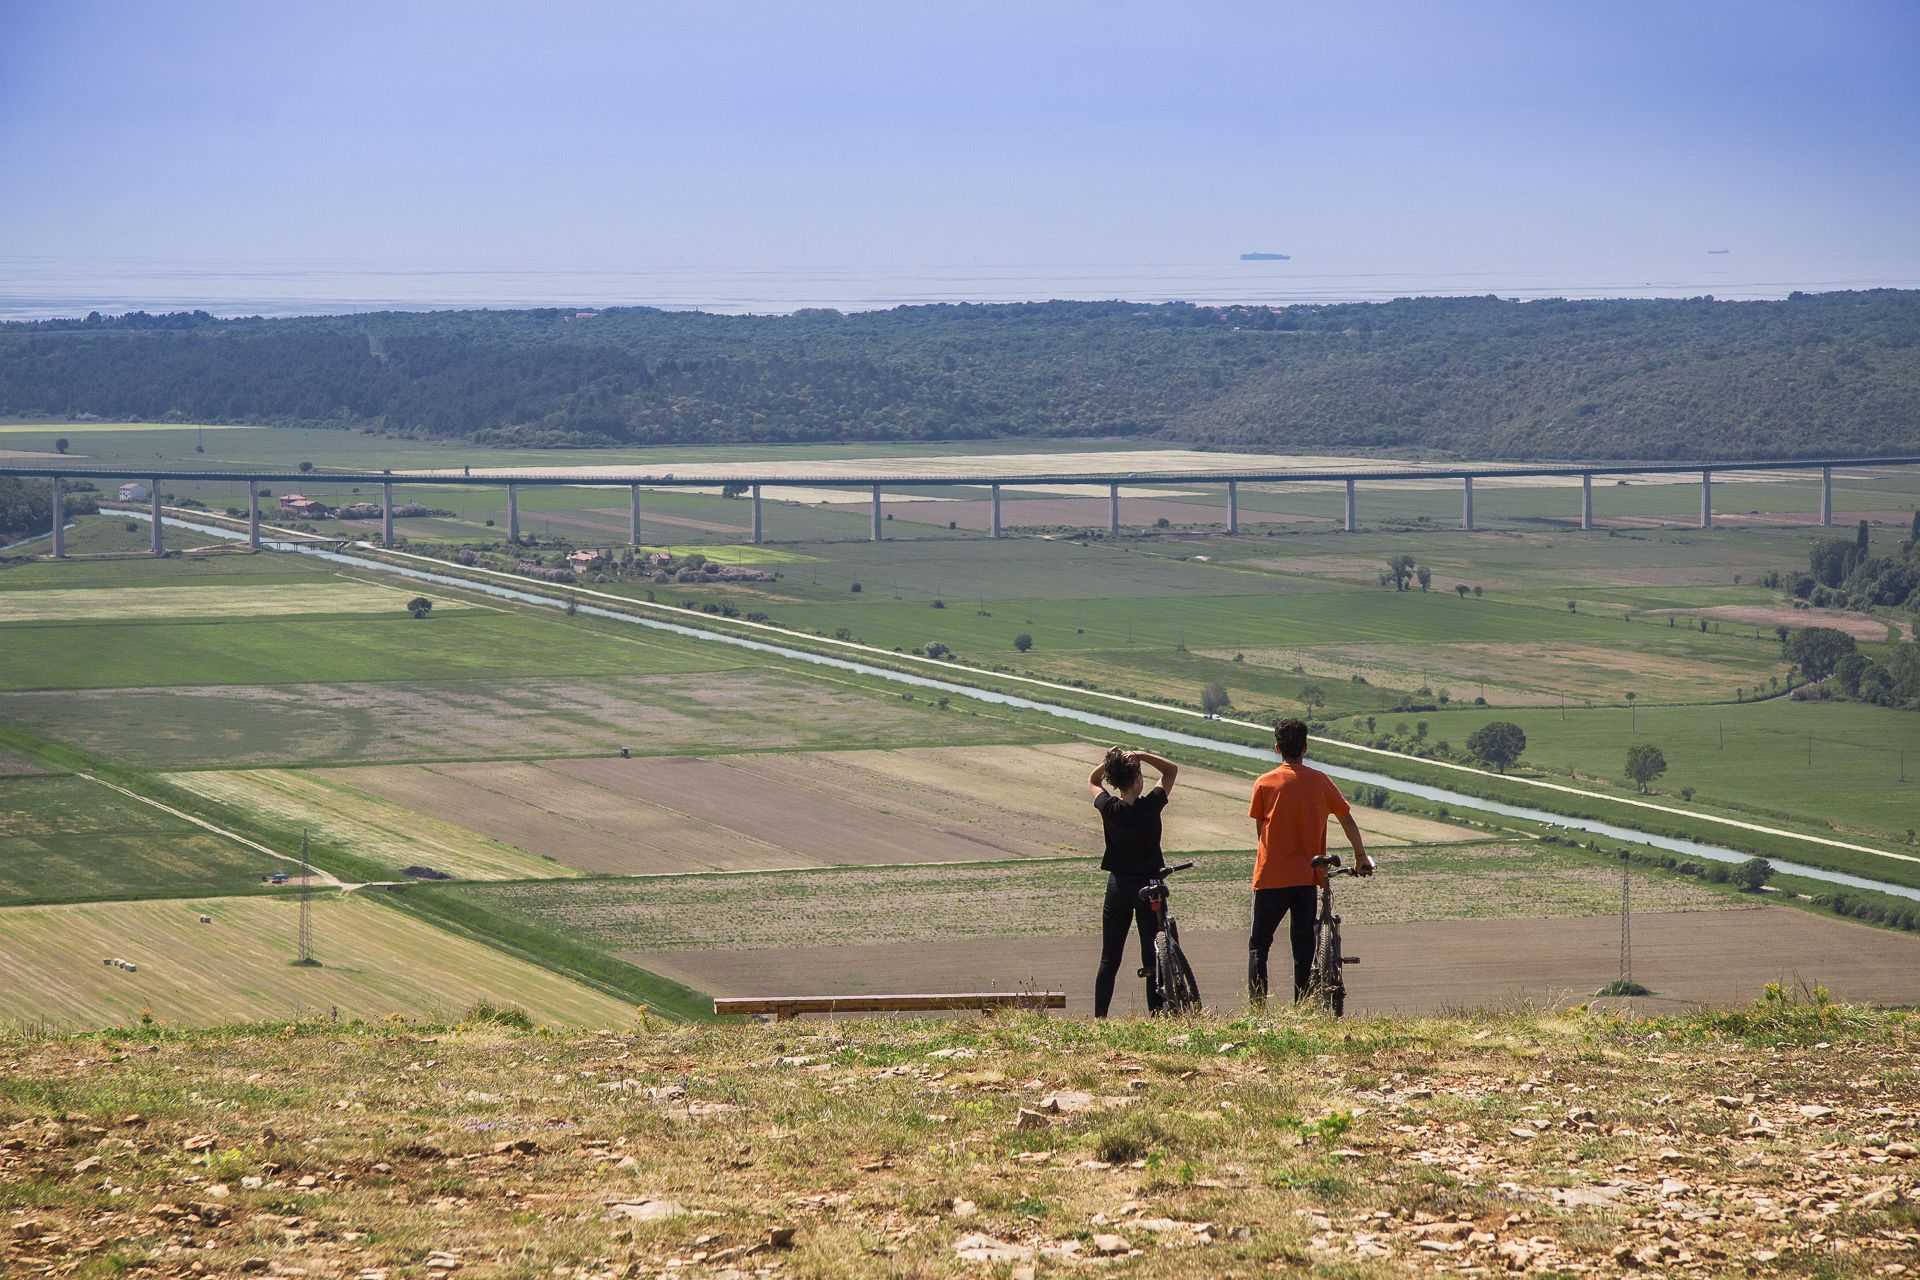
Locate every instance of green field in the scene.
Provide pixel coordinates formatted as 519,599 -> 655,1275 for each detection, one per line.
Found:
0,775 -> 280,905
1396,698 -> 1920,842
0,607 -> 734,690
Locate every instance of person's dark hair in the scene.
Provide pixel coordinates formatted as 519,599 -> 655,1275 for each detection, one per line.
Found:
1104,746 -> 1141,796
1274,718 -> 1309,761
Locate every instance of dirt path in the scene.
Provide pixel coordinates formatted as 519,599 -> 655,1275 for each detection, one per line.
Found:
78,773 -> 337,885
630,906 -> 1920,1017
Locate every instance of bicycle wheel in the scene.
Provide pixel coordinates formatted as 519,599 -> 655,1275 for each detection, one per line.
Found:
1315,924 -> 1345,1018
1152,932 -> 1200,1015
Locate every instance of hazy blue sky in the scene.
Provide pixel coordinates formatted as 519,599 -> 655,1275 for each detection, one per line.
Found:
2,0 -> 1916,312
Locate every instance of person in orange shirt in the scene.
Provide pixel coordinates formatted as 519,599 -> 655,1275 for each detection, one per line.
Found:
1247,718 -> 1374,1004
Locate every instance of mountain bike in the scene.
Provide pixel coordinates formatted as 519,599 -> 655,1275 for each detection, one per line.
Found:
1136,860 -> 1201,1015
1305,853 -> 1363,1017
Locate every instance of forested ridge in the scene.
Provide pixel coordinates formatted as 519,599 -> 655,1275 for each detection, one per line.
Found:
3,291 -> 1917,459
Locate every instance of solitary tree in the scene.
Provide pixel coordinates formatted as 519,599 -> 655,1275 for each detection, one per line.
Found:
1415,565 -> 1432,592
1013,633 -> 1033,653
1472,585 -> 1483,598
1465,721 -> 1527,773
1200,683 -> 1232,716
1455,583 -> 1469,598
298,460 -> 314,474
720,483 -> 749,499
1734,857 -> 1775,892
53,438 -> 69,454
407,597 -> 433,619
1383,554 -> 1416,591
924,641 -> 952,659
1298,684 -> 1326,712
1624,743 -> 1668,793
1567,599 -> 1578,614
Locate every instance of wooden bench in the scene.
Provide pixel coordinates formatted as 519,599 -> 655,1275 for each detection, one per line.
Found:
714,992 -> 1066,1021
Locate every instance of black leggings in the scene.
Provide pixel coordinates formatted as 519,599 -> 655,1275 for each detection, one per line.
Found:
1094,873 -> 1163,1017
1248,885 -> 1317,1004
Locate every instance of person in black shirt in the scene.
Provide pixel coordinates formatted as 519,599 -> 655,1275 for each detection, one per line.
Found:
1087,745 -> 1180,1017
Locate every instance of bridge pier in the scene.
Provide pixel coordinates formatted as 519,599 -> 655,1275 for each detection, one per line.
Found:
990,483 -> 1002,539
248,480 -> 261,549
1580,473 -> 1593,530
1461,475 -> 1475,531
1820,465 -> 1832,526
871,485 -> 882,541
50,477 -> 64,558
750,484 -> 763,544
507,483 -> 520,542
150,482 -> 163,556
1699,470 -> 1712,529
1343,478 -> 1356,532
1108,483 -> 1120,537
382,480 -> 394,548
629,484 -> 641,545
1226,480 -> 1239,534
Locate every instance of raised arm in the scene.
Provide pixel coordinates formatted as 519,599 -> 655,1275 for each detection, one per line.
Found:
1088,759 -> 1109,801
1130,750 -> 1178,796
1336,811 -> 1375,875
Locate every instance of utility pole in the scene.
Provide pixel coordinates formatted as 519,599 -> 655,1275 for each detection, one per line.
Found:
295,827 -> 316,967
1619,851 -> 1633,992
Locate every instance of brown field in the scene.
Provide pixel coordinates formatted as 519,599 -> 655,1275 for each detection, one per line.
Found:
1647,603 -> 1905,641
1213,641 -> 1770,705
0,581 -> 480,623
165,769 -> 578,881
474,840 -> 1738,954
337,744 -> 1481,876
884,496 -> 1305,531
636,906 -> 1920,1017
0,894 -> 638,1030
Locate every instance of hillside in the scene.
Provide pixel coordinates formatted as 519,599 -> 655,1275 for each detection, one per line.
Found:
4,997 -> 1915,1279
4,291 -> 1919,459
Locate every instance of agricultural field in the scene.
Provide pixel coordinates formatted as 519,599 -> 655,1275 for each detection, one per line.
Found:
323,743 -> 1480,877
1,668 -> 1044,771
3,435 -> 1918,1036
163,770 -> 576,882
440,839 -> 1742,955
1399,698 -> 1920,843
0,893 -> 639,1030
0,775 -> 281,906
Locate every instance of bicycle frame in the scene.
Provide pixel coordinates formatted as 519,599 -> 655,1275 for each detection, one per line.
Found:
1306,853 -> 1361,1016
1136,861 -> 1200,1014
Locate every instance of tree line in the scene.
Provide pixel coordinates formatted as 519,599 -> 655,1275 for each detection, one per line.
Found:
3,291 -> 1918,458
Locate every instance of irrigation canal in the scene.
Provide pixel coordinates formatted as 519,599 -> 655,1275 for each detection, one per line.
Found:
142,509 -> 1920,905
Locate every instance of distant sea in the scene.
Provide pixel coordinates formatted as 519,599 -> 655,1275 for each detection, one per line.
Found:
1,257 -> 1912,322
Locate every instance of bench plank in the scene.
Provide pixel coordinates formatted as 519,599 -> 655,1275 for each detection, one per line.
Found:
715,992 -> 1065,1020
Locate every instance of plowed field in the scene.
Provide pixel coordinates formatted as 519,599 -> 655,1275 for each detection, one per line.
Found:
335,744 -> 1481,875
634,906 -> 1920,1017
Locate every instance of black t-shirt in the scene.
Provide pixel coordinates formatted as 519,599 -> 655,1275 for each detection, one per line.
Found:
1094,785 -> 1170,875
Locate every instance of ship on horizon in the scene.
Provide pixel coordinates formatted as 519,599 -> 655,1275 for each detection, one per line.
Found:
1239,251 -> 1290,261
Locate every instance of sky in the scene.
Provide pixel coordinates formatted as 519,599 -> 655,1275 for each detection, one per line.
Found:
1,0 -> 1917,314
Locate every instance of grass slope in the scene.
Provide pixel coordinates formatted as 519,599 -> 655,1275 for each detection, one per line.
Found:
1,996 -> 1914,1279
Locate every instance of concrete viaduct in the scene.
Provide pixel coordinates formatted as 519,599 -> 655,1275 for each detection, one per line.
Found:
6,457 -> 1920,558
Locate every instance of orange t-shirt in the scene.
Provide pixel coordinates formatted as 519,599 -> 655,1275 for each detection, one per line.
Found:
1248,762 -> 1352,890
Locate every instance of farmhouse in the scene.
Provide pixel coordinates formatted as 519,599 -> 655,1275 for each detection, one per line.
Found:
117,482 -> 149,501
277,494 -> 327,519
566,549 -> 602,570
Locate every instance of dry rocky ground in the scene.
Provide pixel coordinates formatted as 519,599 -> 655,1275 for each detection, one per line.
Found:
2,992 -> 1915,1279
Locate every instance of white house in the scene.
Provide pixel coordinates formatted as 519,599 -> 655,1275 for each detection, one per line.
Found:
117,483 -> 149,501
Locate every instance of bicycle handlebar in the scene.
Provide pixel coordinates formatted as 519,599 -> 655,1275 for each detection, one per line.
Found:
1156,860 -> 1196,876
